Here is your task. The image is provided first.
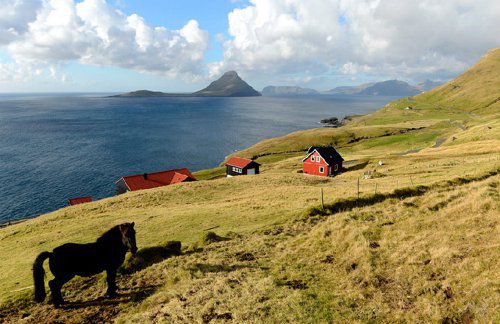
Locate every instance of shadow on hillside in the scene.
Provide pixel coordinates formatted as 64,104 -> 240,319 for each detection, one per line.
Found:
119,241 -> 182,274
308,169 -> 499,217
61,285 -> 158,310
344,160 -> 369,172
188,263 -> 257,275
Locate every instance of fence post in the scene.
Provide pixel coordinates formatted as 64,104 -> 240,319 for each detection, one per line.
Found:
357,177 -> 360,198
375,183 -> 378,194
410,177 -> 414,186
321,188 -> 324,211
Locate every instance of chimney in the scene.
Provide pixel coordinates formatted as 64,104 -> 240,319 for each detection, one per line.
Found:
143,173 -> 148,180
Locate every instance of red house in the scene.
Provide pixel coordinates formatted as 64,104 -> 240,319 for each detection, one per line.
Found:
302,146 -> 344,177
115,168 -> 196,194
68,196 -> 93,206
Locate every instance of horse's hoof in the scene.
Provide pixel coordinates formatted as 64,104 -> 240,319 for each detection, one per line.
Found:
106,292 -> 118,298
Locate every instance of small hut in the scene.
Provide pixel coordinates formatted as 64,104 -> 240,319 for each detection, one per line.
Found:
68,196 -> 93,206
225,157 -> 260,177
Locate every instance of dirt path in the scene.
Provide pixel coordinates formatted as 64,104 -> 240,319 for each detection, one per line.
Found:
432,138 -> 446,148
394,148 -> 422,156
450,122 -> 467,131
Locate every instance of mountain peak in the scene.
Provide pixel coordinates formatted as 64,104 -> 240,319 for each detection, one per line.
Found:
194,71 -> 261,97
223,71 -> 239,77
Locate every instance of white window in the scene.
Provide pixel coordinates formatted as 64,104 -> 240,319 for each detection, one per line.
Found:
316,156 -> 320,162
311,156 -> 315,162
334,164 -> 338,171
319,166 -> 324,173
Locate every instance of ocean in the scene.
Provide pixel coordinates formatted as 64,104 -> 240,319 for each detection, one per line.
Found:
0,94 -> 397,222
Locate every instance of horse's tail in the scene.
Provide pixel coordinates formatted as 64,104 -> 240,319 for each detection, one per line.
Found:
33,251 -> 51,302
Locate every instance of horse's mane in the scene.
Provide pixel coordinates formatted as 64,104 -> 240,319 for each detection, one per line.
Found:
96,225 -> 121,244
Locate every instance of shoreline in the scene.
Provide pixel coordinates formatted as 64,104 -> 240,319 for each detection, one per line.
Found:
0,218 -> 28,229
0,113 -> 364,228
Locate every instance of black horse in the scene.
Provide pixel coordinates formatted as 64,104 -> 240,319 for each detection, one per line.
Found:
33,222 -> 137,306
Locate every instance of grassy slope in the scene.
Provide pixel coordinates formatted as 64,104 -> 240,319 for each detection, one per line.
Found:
416,48 -> 500,114
0,48 -> 499,322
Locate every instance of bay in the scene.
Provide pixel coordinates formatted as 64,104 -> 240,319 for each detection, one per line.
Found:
0,94 -> 397,222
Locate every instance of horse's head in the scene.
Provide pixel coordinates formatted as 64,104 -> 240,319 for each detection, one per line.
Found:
119,222 -> 137,255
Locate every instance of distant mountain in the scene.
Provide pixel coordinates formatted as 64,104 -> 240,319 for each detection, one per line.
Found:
325,80 -> 421,96
194,71 -> 261,97
114,74 -> 444,98
357,80 -> 421,96
113,71 -> 261,98
325,83 -> 375,95
416,79 -> 444,92
261,86 -> 319,96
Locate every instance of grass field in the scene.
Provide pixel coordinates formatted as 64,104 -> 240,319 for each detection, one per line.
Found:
0,48 -> 499,322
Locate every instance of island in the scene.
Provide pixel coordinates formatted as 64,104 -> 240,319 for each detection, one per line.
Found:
324,80 -> 422,96
113,71 -> 261,98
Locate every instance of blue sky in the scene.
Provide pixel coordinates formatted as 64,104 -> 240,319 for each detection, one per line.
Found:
113,0 -> 241,62
0,0 -> 498,92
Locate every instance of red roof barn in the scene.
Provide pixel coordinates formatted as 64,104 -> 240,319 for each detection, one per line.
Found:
115,168 -> 196,194
68,196 -> 93,206
225,157 -> 260,177
302,146 -> 344,177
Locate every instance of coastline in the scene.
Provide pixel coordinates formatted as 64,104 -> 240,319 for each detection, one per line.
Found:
0,113 -> 361,228
0,218 -> 28,229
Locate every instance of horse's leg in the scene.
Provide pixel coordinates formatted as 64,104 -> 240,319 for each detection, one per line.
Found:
49,277 -> 64,307
105,269 -> 118,297
49,274 -> 74,307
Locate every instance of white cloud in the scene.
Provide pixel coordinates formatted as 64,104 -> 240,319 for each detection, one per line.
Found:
1,0 -> 209,81
215,0 -> 500,81
0,61 -> 30,82
0,61 -> 67,83
1,0 -> 499,87
0,0 -> 43,44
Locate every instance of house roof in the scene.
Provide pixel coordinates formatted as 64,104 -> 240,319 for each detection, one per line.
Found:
68,196 -> 93,206
303,146 -> 344,165
225,156 -> 260,168
117,168 -> 196,191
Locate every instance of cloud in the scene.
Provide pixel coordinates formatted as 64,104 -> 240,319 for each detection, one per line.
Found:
1,0 -> 498,87
1,0 -> 209,81
0,0 -> 43,45
214,0 -> 500,81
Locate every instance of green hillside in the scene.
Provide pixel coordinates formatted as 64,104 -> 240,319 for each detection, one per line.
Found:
417,48 -> 500,114
0,49 -> 499,323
